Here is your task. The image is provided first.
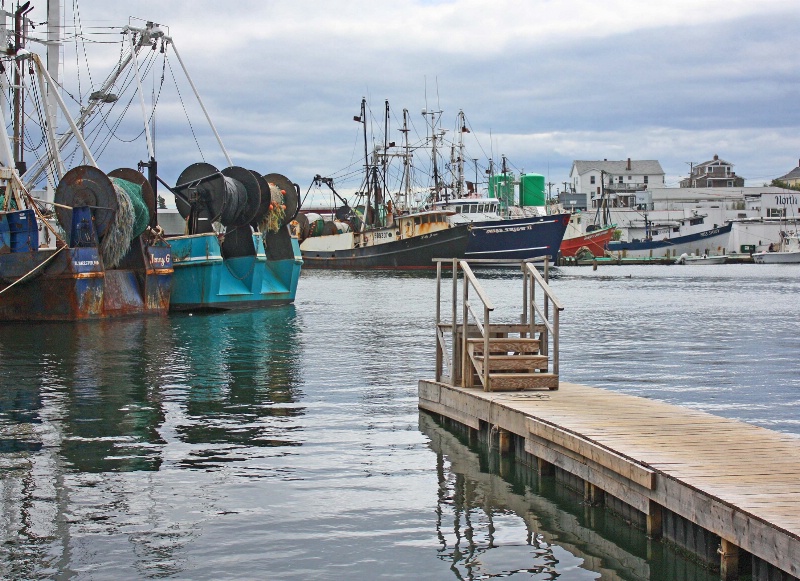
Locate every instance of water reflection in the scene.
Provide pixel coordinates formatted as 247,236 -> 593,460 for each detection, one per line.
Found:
420,412 -> 719,581
0,307 -> 305,578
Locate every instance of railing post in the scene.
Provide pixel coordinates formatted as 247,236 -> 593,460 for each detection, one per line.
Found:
553,307 -> 560,376
521,262 -> 528,326
483,305 -> 490,391
452,258 -> 459,385
435,260 -> 442,382
461,263 -> 469,387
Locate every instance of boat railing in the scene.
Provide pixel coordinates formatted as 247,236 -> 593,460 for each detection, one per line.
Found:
433,258 -> 564,391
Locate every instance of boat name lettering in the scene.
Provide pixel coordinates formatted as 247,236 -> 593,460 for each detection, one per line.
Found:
699,228 -> 720,238
374,231 -> 391,239
149,253 -> 171,267
74,260 -> 100,267
485,225 -> 531,234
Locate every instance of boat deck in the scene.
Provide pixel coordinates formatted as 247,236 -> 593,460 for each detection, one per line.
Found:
419,379 -> 800,579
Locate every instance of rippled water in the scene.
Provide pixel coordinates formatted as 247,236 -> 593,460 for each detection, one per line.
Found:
0,264 -> 797,579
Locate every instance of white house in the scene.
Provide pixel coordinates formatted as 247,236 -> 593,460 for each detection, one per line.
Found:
569,159 -> 665,210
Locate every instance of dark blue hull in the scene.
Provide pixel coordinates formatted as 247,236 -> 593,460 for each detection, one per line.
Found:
464,214 -> 570,262
607,222 -> 732,257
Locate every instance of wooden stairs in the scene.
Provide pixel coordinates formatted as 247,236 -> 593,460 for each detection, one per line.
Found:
464,326 -> 559,391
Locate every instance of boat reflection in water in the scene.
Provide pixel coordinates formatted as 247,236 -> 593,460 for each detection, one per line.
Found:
419,412 -> 719,580
0,307 -> 303,577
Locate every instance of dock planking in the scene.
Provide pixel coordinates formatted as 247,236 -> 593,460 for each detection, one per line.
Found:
419,379 -> 800,580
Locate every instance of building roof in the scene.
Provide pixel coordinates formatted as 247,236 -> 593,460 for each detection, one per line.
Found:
648,186 -> 792,202
695,156 -> 733,168
572,160 -> 664,176
778,166 -> 800,181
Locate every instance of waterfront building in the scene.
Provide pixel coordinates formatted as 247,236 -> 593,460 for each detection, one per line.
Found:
679,154 -> 745,188
569,159 -> 666,213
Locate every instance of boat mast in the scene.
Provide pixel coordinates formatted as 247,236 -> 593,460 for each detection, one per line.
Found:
359,97 -> 370,229
401,108 -> 410,210
12,2 -> 33,175
456,110 -> 466,199
382,99 -> 389,205
44,0 -> 60,203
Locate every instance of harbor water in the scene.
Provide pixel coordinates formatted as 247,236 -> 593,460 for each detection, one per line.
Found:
1,264 -> 798,579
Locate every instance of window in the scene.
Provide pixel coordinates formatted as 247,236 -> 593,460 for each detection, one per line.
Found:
768,208 -> 787,218
590,176 -> 596,184
618,176 -> 624,183
644,176 -> 649,184
628,175 -> 632,181
454,205 -> 462,213
727,180 -> 733,187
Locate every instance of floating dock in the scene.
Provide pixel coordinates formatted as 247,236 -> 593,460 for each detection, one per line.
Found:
424,259 -> 798,580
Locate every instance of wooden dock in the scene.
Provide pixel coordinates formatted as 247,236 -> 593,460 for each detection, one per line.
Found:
425,259 -> 799,580
419,380 -> 800,579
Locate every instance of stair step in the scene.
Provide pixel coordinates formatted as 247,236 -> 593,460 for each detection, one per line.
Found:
467,338 -> 541,355
472,354 -> 549,372
487,372 -> 559,391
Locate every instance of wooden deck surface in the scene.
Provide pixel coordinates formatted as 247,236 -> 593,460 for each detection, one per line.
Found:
419,380 -> 800,578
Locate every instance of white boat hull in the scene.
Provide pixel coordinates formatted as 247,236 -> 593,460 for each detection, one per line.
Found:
752,250 -> 800,264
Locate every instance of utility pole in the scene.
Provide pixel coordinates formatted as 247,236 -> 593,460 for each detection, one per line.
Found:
547,181 -> 554,202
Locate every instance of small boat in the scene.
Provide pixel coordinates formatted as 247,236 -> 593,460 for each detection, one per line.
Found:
607,222 -> 732,259
752,232 -> 800,264
675,253 -> 727,265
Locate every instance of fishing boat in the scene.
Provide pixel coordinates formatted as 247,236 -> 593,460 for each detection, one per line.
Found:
298,176 -> 470,269
432,197 -> 568,262
112,21 -> 302,309
607,222 -> 732,259
164,164 -> 303,309
559,224 -> 615,258
298,100 -> 470,269
752,232 -> 800,264
0,14 -> 171,321
426,112 -> 569,262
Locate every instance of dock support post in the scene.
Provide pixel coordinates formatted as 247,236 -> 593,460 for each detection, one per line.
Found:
498,429 -> 511,455
584,481 -> 604,506
719,539 -> 739,581
647,500 -> 663,540
537,457 -> 554,476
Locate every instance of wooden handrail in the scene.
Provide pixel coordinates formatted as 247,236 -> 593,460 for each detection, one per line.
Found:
524,262 -> 564,312
434,257 -> 564,390
459,261 -> 495,312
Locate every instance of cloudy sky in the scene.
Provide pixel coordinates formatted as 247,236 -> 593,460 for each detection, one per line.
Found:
13,0 -> 800,204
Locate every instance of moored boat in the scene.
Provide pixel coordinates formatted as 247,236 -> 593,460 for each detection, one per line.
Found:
432,197 -> 568,262
752,232 -> 800,264
164,164 -> 303,309
607,222 -> 732,259
0,19 -> 173,322
675,253 -> 727,265
559,224 -> 616,258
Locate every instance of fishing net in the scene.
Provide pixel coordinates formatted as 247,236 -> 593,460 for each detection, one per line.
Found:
111,177 -> 150,238
97,177 -> 152,268
99,181 -> 134,268
259,183 -> 286,233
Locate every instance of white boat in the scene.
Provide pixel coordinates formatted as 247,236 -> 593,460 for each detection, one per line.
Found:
675,253 -> 726,265
752,232 -> 800,264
